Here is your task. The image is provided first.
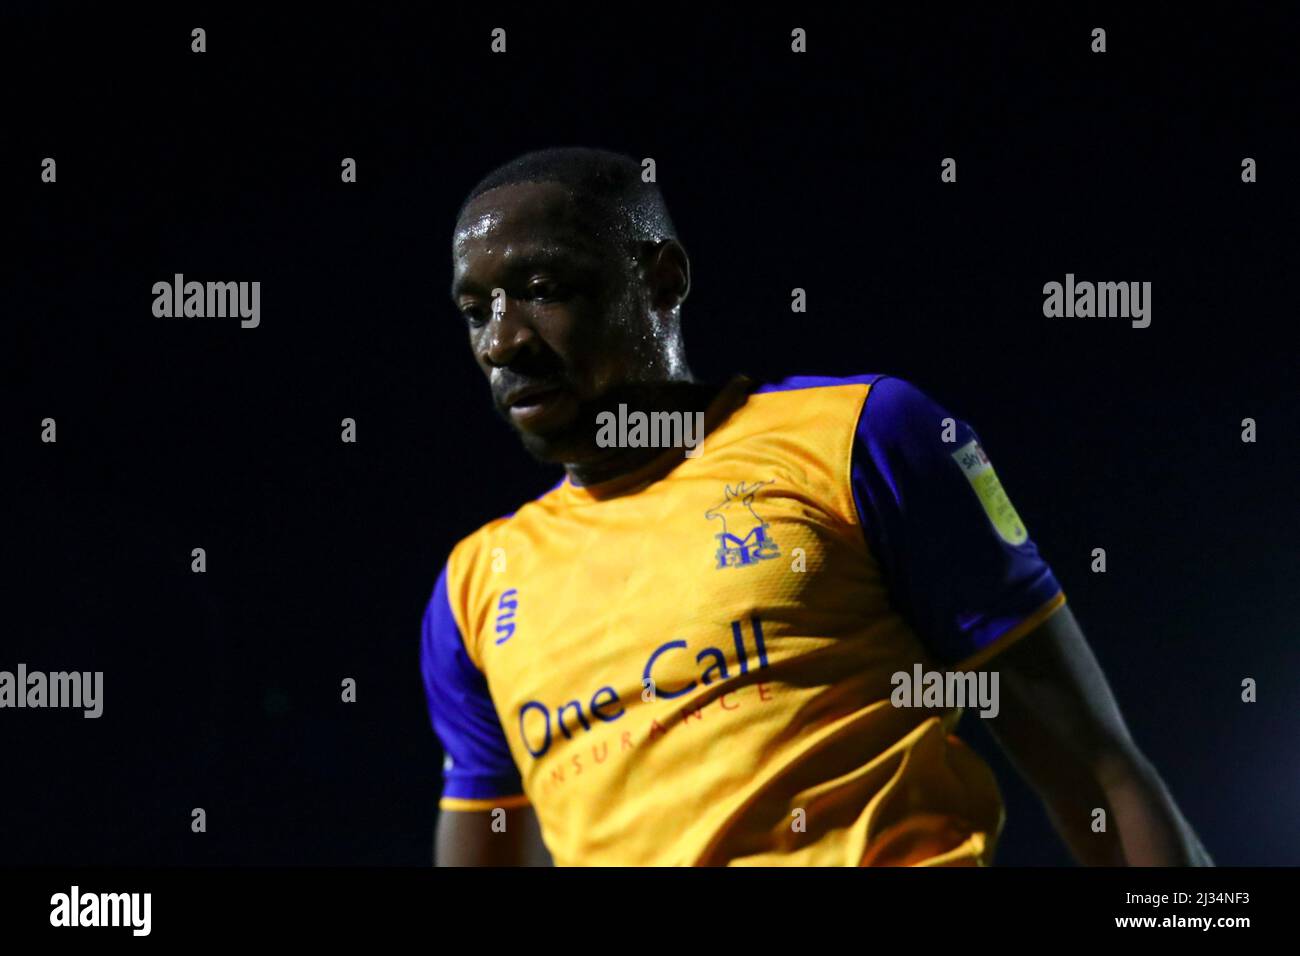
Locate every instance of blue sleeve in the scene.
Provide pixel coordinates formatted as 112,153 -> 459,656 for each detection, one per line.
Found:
850,377 -> 1065,668
420,564 -> 525,803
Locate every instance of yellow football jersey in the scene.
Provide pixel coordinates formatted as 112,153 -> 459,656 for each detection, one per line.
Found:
421,373 -> 1066,865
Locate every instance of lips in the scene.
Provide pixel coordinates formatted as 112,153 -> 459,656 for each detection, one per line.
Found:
498,381 -> 574,431
502,383 -> 565,409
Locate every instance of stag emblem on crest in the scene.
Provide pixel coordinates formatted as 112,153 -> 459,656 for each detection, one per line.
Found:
705,480 -> 781,569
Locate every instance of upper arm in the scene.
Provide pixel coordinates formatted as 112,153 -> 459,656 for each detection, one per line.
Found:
851,376 -> 1065,670
422,563 -> 540,863
848,377 -> 1135,786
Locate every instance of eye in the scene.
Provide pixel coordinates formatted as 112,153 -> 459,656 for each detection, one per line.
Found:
528,277 -> 566,300
460,305 -> 488,328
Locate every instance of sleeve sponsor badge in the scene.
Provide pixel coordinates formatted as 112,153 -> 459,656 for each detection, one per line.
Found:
950,439 -> 1029,545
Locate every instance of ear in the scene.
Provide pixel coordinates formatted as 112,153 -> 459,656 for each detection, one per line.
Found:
644,239 -> 690,311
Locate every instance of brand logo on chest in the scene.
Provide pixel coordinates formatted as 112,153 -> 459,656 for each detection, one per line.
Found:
494,589 -> 519,645
515,616 -> 771,760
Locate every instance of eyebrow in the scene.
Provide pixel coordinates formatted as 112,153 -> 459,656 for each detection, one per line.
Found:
449,243 -> 605,301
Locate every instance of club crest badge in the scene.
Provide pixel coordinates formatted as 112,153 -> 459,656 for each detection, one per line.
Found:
705,480 -> 781,569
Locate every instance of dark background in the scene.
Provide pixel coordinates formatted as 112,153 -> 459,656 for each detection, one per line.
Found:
4,7 -> 1297,865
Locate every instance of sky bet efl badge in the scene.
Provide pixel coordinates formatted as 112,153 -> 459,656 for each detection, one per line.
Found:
951,440 -> 1028,546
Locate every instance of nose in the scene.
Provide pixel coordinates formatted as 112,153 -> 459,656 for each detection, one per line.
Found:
479,298 -> 536,368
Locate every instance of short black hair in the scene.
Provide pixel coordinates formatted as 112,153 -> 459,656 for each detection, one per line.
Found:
456,147 -> 677,248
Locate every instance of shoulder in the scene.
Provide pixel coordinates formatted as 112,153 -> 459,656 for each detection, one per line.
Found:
751,372 -> 944,407
749,372 -> 942,414
446,511 -> 516,577
747,373 -> 952,436
750,372 -> 890,396
451,475 -> 566,556
741,373 -> 892,430
856,376 -> 963,442
439,476 -> 566,608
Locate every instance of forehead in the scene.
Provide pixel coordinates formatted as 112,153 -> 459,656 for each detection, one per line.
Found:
454,181 -> 610,259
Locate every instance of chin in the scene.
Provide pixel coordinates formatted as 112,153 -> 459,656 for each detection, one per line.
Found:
516,425 -> 593,466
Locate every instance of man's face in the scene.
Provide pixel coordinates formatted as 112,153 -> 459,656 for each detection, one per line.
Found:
451,181 -> 655,464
